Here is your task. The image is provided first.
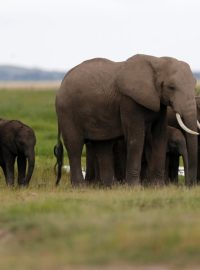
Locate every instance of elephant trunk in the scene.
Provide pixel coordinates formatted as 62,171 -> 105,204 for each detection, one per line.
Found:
181,141 -> 189,185
181,112 -> 198,185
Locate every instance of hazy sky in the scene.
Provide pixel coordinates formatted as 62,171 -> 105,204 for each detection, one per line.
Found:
1,0 -> 200,71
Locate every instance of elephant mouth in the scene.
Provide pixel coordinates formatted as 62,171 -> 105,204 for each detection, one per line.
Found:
176,113 -> 199,135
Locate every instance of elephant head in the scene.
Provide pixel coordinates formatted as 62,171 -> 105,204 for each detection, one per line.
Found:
117,54 -> 198,185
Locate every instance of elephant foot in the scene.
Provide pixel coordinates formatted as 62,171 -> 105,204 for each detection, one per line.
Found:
71,179 -> 85,188
6,179 -> 14,187
164,179 -> 170,186
102,178 -> 114,188
6,183 -> 15,188
125,170 -> 141,186
148,170 -> 165,186
151,179 -> 165,187
18,183 -> 29,188
85,176 -> 101,186
103,183 -> 112,188
185,181 -> 196,187
126,177 -> 141,187
196,179 -> 200,186
70,172 -> 85,188
18,178 -> 27,187
141,176 -> 149,186
185,175 -> 197,186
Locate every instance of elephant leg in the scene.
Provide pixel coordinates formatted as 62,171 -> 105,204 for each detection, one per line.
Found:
85,142 -> 97,184
169,154 -> 179,184
178,139 -> 188,185
182,151 -> 188,186
168,153 -> 173,182
113,138 -> 126,183
197,143 -> 200,183
147,140 -> 167,185
141,136 -> 152,186
1,163 -> 7,183
164,153 -> 170,185
4,152 -> 15,187
147,106 -> 167,185
62,128 -> 84,187
95,141 -> 114,187
125,130 -> 145,186
140,159 -> 148,185
17,154 -> 27,186
68,145 -> 84,187
120,98 -> 145,186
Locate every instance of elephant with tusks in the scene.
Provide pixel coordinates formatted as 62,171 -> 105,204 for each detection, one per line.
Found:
54,54 -> 198,187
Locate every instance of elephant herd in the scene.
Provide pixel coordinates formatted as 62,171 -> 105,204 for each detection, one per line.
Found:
2,53 -> 200,188
54,54 -> 200,187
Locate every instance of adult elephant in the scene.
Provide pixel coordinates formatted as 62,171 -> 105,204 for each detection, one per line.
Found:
55,54 -> 198,186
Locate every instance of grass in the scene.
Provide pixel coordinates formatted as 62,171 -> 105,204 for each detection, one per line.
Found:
0,89 -> 57,157
1,185 -> 200,269
0,89 -> 200,269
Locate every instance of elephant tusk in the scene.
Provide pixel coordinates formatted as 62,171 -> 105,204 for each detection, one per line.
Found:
197,120 -> 200,130
176,113 -> 199,135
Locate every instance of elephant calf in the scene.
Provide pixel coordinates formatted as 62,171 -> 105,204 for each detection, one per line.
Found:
0,119 -> 36,186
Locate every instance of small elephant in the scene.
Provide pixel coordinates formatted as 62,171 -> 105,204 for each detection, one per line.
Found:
0,119 -> 36,186
165,126 -> 188,184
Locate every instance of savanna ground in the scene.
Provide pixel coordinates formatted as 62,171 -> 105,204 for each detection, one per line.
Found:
0,86 -> 200,270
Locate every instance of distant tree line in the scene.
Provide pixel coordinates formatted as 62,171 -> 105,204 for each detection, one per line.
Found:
0,65 -> 199,82
0,65 -> 65,81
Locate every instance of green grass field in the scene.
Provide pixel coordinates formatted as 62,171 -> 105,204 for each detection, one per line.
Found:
0,89 -> 200,270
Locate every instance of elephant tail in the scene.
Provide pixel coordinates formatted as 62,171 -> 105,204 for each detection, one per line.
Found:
54,124 -> 64,186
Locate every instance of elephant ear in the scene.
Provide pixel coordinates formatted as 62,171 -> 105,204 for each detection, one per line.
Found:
117,56 -> 160,112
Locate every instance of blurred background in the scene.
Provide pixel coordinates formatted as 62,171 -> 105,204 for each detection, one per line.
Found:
1,0 -> 200,85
